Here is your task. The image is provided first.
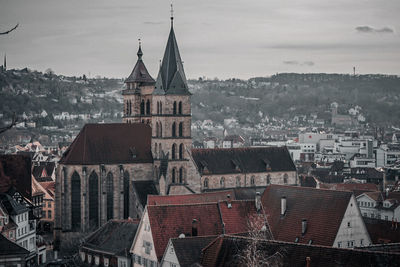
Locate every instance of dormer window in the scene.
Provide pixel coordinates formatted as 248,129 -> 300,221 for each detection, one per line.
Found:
231,159 -> 241,172
262,159 -> 271,171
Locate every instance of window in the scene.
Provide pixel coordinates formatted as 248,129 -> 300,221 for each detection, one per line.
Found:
283,173 -> 288,184
172,144 -> 177,160
364,213 -> 367,217
267,175 -> 271,185
347,240 -> 354,248
250,176 -> 255,186
204,178 -> 209,189
220,177 -> 225,188
48,210 -> 52,219
48,202 -> 51,208
179,168 -> 184,184
179,143 -> 184,159
173,101 -> 177,114
104,257 -> 109,267
360,239 -> 364,246
178,101 -> 182,114
146,99 -> 151,114
106,172 -> 114,221
80,252 -> 85,262
347,221 -> 351,228
140,100 -> 145,115
236,176 -> 241,187
337,242 -> 341,248
172,168 -> 176,183
385,216 -> 388,221
179,122 -> 183,137
172,122 -> 176,137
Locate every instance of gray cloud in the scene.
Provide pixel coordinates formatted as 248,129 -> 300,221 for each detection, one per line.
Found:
283,61 -> 314,66
143,21 -> 164,25
355,26 -> 394,34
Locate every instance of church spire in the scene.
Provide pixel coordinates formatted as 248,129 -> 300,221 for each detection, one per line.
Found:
137,39 -> 143,60
170,3 -> 174,27
154,6 -> 190,95
3,54 -> 6,71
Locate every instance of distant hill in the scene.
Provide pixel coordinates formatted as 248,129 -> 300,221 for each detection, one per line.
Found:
1,69 -> 399,129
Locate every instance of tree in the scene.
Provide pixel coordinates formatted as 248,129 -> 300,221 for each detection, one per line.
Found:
0,23 -> 19,35
0,113 -> 18,134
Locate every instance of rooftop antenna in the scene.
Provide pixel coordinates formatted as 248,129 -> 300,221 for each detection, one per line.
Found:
170,2 -> 174,26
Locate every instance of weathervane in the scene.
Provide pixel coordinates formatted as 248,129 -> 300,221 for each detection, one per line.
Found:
170,2 -> 174,25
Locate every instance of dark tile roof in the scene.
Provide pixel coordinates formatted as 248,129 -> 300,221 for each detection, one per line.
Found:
0,154 -> 32,199
320,183 -> 379,196
299,176 -> 317,188
202,187 -> 266,201
191,147 -> 296,175
0,233 -> 29,256
261,185 -> 353,246
147,203 -> 224,261
154,24 -> 190,95
125,45 -> 155,85
147,190 -> 235,205
0,193 -> 28,215
32,162 -> 55,179
363,217 -> 400,244
60,123 -> 153,165
170,236 -> 217,267
81,219 -> 139,256
201,235 -> 400,267
132,181 -> 158,207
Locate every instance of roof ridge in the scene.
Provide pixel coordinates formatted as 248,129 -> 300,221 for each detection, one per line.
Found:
269,184 -> 354,194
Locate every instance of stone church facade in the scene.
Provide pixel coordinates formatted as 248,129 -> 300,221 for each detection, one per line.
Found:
55,15 -> 297,235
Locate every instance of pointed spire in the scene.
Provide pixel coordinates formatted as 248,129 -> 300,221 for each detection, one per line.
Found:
3,53 -> 6,71
170,3 -> 174,27
137,39 -> 143,60
125,41 -> 155,85
154,7 -> 191,95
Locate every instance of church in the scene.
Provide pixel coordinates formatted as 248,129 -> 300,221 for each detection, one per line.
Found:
55,14 -> 297,233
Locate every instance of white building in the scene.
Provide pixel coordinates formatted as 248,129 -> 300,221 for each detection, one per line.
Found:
356,191 -> 400,222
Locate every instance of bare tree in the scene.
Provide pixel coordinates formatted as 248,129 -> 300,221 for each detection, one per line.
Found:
0,113 -> 18,134
0,24 -> 19,35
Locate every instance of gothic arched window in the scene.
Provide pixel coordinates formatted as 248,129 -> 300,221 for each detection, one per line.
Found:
172,144 -> 177,160
172,168 -> 176,183
158,143 -> 162,157
123,171 -> 130,219
140,100 -> 145,115
173,101 -> 177,114
251,176 -> 255,186
178,101 -> 182,114
179,143 -> 184,159
146,99 -> 151,114
236,176 -> 241,187
220,177 -> 225,188
160,102 -> 163,114
154,143 -> 158,158
267,175 -> 271,185
156,123 -> 160,137
172,122 -> 176,137
204,178 -> 209,189
106,172 -> 114,221
88,171 -> 99,229
160,122 -> 163,137
129,100 -> 132,115
179,167 -> 184,183
71,171 -> 81,231
179,122 -> 183,137
284,173 -> 289,184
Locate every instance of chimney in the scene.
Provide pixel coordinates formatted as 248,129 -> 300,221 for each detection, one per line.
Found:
281,196 -> 287,216
227,194 -> 232,209
302,219 -> 308,235
306,257 -> 311,267
192,219 -> 198,236
255,192 -> 261,212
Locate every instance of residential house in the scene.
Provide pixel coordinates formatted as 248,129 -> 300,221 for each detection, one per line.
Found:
261,185 -> 372,248
160,236 -> 216,267
363,217 -> 400,244
80,219 -> 139,267
200,235 -> 400,267
357,191 -> 400,221
0,234 -> 30,267
222,135 -> 244,148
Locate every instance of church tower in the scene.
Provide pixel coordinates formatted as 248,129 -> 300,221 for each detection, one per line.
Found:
122,41 -> 156,124
152,12 -> 194,194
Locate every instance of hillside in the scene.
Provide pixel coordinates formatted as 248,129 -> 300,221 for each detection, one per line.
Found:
1,69 -> 400,131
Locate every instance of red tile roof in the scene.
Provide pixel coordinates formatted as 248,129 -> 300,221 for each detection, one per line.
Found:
147,203 -> 224,261
320,183 -> 379,197
218,200 -> 259,234
147,190 -> 235,205
60,123 -> 153,165
192,147 -> 296,175
261,185 -> 352,246
364,217 -> 400,244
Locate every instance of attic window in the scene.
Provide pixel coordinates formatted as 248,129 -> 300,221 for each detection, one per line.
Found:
129,147 -> 137,159
231,159 -> 241,172
263,159 -> 271,171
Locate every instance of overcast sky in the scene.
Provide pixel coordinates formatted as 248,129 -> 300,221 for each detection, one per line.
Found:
1,0 -> 399,79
